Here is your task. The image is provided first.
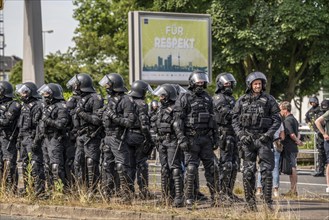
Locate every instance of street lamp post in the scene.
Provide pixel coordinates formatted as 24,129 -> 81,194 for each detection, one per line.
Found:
42,30 -> 54,56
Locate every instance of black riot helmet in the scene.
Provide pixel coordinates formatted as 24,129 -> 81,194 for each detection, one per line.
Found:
309,96 -> 319,105
66,73 -> 95,93
0,81 -> 14,98
246,71 -> 267,92
99,73 -> 128,93
16,82 -> 41,99
153,84 -> 177,103
188,70 -> 209,90
129,80 -> 153,98
215,72 -> 236,94
171,84 -> 187,96
320,99 -> 329,111
38,83 -> 64,100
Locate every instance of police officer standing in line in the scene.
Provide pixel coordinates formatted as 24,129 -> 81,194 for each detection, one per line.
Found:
37,83 -> 69,188
173,70 -> 220,206
16,82 -> 46,196
148,100 -> 159,160
213,73 -> 240,202
0,81 -> 21,192
98,76 -> 123,200
64,86 -> 80,185
232,72 -> 281,211
305,97 -> 325,177
313,99 -> 329,177
67,73 -> 104,192
128,80 -> 155,199
153,84 -> 184,207
171,83 -> 208,202
99,73 -> 136,203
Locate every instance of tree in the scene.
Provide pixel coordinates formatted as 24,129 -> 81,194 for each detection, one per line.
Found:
9,51 -> 81,92
210,0 -> 329,101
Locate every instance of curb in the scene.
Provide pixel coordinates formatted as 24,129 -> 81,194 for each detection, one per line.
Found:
0,203 -> 188,220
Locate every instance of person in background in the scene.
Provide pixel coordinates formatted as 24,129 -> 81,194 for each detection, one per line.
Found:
280,101 -> 303,197
315,105 -> 329,193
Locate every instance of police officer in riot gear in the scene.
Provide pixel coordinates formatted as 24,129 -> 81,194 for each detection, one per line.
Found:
0,81 -> 21,192
99,73 -> 136,203
16,82 -> 46,196
213,73 -> 240,202
171,83 -> 207,201
37,83 -> 69,188
173,70 -> 220,206
148,100 -> 159,160
313,99 -> 329,177
154,84 -> 184,207
67,73 -> 103,191
305,96 -> 324,177
127,80 -> 155,199
232,72 -> 281,211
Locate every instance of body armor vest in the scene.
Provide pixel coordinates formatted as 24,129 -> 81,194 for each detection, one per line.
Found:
185,93 -> 213,130
0,100 -> 15,130
102,97 -> 117,131
213,93 -> 235,126
156,104 -> 174,136
18,101 -> 39,131
239,94 -> 272,131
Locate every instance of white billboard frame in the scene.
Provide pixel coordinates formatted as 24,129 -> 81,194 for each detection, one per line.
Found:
129,11 -> 212,85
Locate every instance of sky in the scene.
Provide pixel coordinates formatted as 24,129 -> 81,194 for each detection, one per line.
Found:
3,0 -> 78,58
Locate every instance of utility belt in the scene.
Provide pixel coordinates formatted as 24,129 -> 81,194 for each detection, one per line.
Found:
44,131 -> 64,139
128,129 -> 143,135
158,133 -> 175,142
185,128 -> 211,137
77,126 -> 98,136
218,126 -> 235,135
105,127 -> 120,136
244,129 -> 266,139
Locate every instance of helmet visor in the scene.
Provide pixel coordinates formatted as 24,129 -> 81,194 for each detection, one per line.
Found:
0,84 -> 5,96
66,75 -> 79,89
153,86 -> 168,97
16,84 -> 31,95
219,74 -> 236,87
99,75 -> 111,87
190,73 -> 209,84
37,84 -> 53,97
145,84 -> 154,94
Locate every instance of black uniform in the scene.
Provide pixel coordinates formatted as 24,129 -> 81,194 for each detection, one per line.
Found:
108,93 -> 136,201
16,82 -> 46,196
173,71 -> 219,206
100,95 -> 120,198
40,100 -> 69,186
74,92 -> 103,189
213,92 -> 238,199
154,84 -> 184,207
65,95 -> 80,185
232,72 -> 281,210
0,97 -> 21,191
305,100 -> 325,176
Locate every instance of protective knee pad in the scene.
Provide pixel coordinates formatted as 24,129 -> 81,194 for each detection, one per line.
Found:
186,164 -> 197,175
51,164 -> 59,178
172,168 -> 182,178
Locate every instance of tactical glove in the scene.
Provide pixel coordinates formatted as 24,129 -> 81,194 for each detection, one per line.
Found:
178,136 -> 189,152
259,134 -> 271,143
240,135 -> 252,145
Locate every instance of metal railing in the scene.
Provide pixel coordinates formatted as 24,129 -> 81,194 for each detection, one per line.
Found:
299,131 -> 318,173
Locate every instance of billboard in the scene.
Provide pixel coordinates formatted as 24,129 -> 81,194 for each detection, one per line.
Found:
129,11 -> 211,85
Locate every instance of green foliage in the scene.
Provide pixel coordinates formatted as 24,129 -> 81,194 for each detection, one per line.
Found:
10,0 -> 329,102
